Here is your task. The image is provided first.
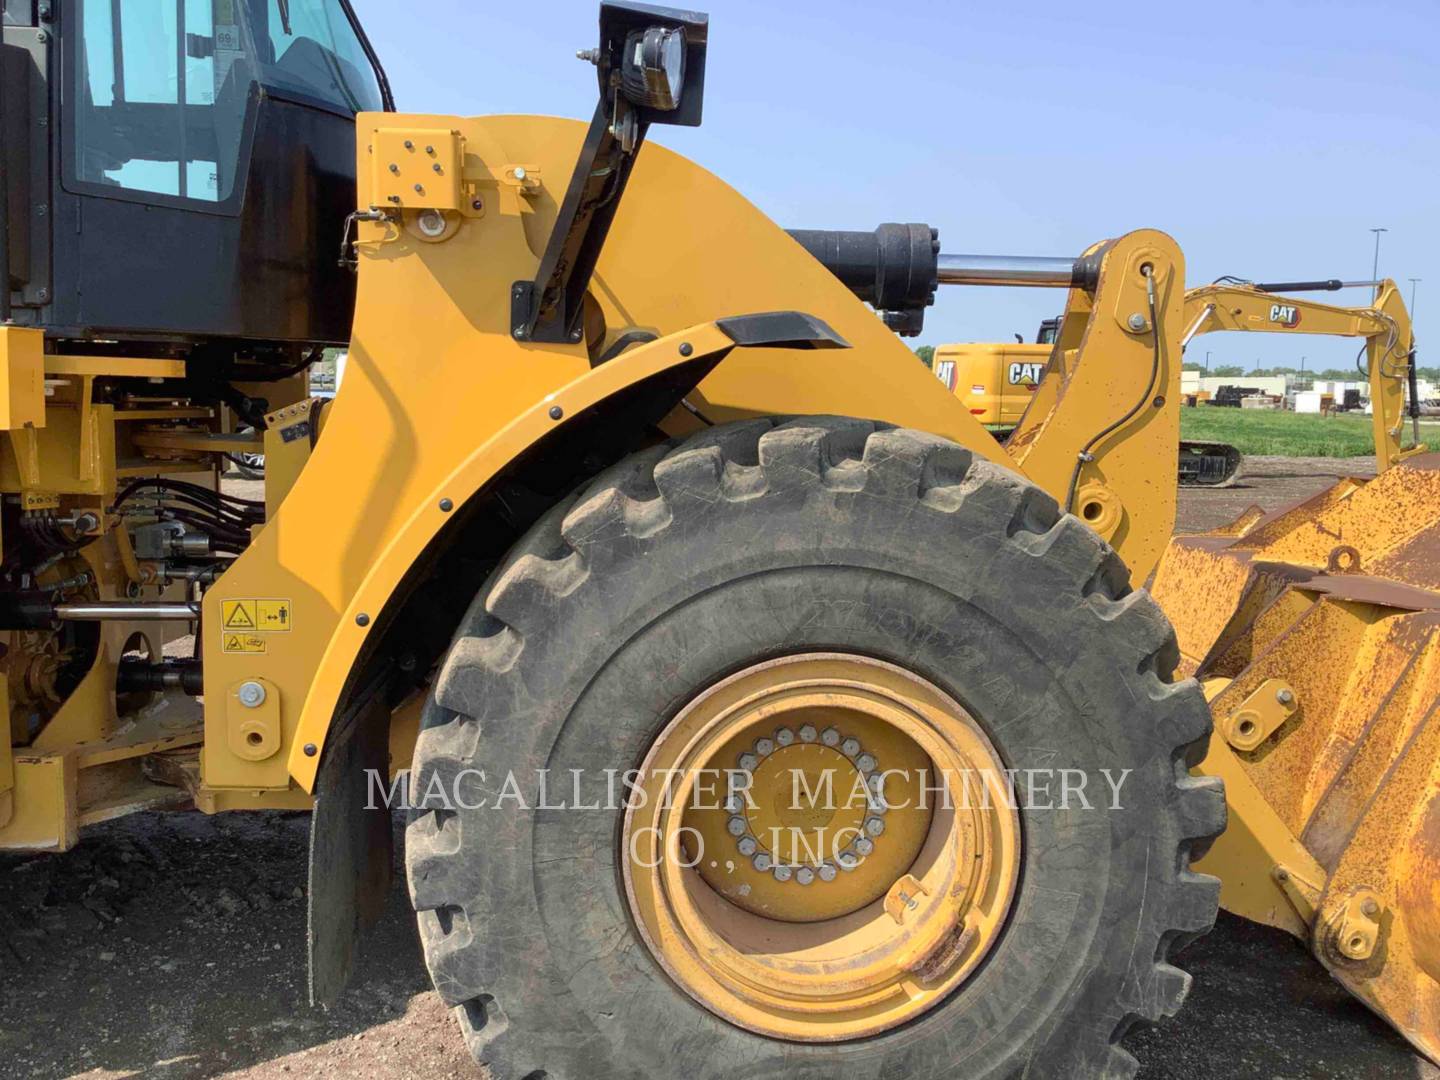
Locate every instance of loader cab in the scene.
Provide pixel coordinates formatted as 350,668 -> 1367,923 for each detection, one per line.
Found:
2,0 -> 390,356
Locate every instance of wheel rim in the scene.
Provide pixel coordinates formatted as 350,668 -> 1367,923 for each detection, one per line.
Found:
622,653 -> 1021,1042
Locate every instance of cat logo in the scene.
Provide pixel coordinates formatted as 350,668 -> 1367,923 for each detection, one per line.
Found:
1268,303 -> 1301,328
1007,361 -> 1045,386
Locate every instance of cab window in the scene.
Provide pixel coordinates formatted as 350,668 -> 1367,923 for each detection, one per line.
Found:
71,0 -> 383,205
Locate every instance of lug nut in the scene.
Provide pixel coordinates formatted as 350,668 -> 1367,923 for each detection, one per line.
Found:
795,867 -> 815,886
820,727 -> 840,747
754,737 -> 775,757
726,816 -> 747,837
738,752 -> 758,772
865,816 -> 886,837
772,864 -> 793,882
841,737 -> 861,757
738,836 -> 758,857
774,727 -> 795,747
818,863 -> 838,882
752,852 -> 772,872
856,753 -> 876,773
798,724 -> 817,742
837,851 -> 859,870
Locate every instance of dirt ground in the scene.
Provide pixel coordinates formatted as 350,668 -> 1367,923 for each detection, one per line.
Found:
2,456 -> 1434,1080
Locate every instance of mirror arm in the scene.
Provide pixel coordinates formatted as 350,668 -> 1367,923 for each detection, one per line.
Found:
511,97 -> 647,345
511,2 -> 708,346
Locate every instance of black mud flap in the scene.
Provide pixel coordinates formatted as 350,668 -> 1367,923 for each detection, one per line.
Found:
307,691 -> 393,1006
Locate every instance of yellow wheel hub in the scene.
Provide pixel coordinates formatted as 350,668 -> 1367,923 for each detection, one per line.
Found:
623,653 -> 1021,1041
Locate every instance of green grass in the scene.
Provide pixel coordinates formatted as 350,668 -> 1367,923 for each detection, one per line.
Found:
1180,406 -> 1440,458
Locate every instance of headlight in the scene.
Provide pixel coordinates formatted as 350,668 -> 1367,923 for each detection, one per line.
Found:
621,26 -> 687,111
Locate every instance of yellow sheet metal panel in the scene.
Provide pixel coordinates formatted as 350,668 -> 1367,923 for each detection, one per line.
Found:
200,113 -> 1012,794
369,126 -> 464,210
0,326 -> 46,430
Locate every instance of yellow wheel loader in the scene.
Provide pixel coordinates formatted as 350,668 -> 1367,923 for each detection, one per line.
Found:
0,2 -> 1434,1076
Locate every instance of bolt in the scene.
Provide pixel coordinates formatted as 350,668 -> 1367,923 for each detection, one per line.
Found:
752,852 -> 772,872
772,864 -> 792,882
404,139 -> 414,150
389,163 -> 400,174
820,727 -> 840,747
726,816 -> 747,838
837,851 -> 859,870
798,724 -> 817,743
237,680 -> 266,708
724,793 -> 743,813
1127,312 -> 1148,331
548,404 -> 564,420
1277,688 -> 1295,705
303,742 -> 318,757
439,498 -> 454,512
413,184 -> 424,194
841,737 -> 861,757
856,753 -> 876,773
471,198 -> 484,211
818,863 -> 838,883
1362,898 -> 1380,917
678,342 -> 693,357
433,163 -> 443,173
774,728 -> 794,747
737,836 -> 758,857
425,145 -> 435,155
754,737 -> 774,757
513,167 -> 527,181
865,817 -> 886,837
738,752 -> 758,772
355,612 -> 371,627
36,29 -> 48,42
795,867 -> 815,886
576,47 -> 600,63
855,837 -> 875,856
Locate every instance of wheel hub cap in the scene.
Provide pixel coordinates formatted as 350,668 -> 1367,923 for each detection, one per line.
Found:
623,653 -> 1022,1042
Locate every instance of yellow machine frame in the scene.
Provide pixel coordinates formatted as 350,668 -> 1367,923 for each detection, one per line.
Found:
0,97 -> 1431,1061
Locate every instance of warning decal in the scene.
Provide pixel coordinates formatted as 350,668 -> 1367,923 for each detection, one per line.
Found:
223,633 -> 268,654
221,599 -> 292,634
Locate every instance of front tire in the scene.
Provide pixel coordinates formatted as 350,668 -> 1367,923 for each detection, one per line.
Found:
406,417 -> 1223,1079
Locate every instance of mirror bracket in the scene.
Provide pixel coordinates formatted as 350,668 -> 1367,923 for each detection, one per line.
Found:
512,2 -> 708,345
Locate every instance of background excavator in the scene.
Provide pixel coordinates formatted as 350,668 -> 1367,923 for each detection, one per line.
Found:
933,279 -> 1417,487
0,1 -> 1435,1076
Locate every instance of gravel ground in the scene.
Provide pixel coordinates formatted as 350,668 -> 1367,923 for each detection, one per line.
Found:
1,456 -> 1433,1079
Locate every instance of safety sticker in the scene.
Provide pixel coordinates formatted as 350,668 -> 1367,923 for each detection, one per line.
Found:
221,599 -> 293,633
223,633 -> 268,655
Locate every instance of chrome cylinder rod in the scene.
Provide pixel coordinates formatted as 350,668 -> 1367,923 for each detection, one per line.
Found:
55,602 -> 199,621
936,253 -> 1079,288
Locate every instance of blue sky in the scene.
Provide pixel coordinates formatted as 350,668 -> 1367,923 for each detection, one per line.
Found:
352,0 -> 1437,373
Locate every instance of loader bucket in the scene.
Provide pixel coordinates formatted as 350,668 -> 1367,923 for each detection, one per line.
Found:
1151,452 -> 1440,1062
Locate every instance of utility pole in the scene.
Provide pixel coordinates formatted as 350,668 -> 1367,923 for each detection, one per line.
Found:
1300,355 -> 1306,389
1371,227 -> 1388,300
1205,350 -> 1211,375
1409,277 -> 1421,319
